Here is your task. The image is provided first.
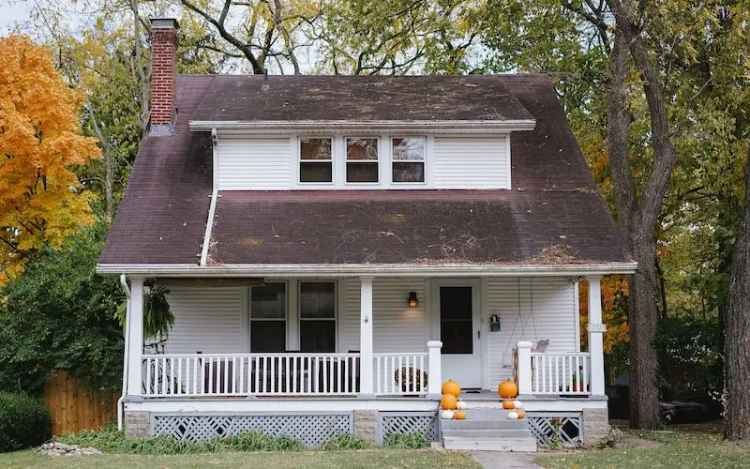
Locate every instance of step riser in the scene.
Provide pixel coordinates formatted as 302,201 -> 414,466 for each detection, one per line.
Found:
443,430 -> 532,438
443,440 -> 537,452
442,421 -> 528,430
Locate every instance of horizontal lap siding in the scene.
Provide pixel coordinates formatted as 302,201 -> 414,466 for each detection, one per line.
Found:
163,287 -> 245,354
340,278 -> 428,353
484,278 -> 576,387
432,136 -> 510,189
217,138 -> 292,190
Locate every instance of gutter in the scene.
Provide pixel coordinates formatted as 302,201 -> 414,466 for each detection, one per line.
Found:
189,119 -> 537,134
117,274 -> 131,431
97,262 -> 638,277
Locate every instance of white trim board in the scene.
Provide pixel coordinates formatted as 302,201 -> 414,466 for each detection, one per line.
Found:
98,262 -> 638,276
124,398 -> 439,414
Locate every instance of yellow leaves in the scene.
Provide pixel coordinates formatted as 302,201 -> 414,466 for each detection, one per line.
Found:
0,35 -> 100,284
580,276 -> 630,353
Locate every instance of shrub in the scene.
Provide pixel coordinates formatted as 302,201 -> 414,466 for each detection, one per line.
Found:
59,427 -> 304,454
322,434 -> 370,450
0,392 -> 51,452
383,432 -> 428,449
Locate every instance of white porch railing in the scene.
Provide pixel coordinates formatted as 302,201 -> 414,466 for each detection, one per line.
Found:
373,352 -> 428,396
529,352 -> 591,395
515,344 -> 592,396
142,353 -> 360,397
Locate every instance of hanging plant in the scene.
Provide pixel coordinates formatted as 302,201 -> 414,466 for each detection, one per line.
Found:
115,282 -> 174,340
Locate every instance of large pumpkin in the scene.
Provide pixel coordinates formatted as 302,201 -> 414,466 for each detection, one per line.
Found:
502,400 -> 515,410
453,411 -> 466,420
498,379 -> 518,399
442,380 -> 461,397
441,394 -> 458,410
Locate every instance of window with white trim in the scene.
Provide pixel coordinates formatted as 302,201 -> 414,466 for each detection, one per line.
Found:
346,137 -> 379,183
299,138 -> 333,183
299,282 -> 336,352
250,283 -> 286,352
392,137 -> 426,183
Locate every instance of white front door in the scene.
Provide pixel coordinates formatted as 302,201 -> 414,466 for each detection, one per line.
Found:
437,281 -> 481,388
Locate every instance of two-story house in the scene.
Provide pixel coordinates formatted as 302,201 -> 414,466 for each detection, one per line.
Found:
98,18 -> 635,450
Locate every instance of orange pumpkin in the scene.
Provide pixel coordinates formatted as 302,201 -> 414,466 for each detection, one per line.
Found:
502,400 -> 515,410
442,380 -> 461,397
515,409 -> 526,419
453,411 -> 466,420
498,379 -> 518,399
440,394 -> 458,410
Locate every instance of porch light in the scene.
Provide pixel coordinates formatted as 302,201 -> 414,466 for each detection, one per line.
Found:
407,291 -> 419,308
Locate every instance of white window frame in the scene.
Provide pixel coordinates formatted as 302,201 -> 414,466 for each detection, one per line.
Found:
344,136 -> 380,185
248,282 -> 288,352
298,136 -> 334,185
298,280 -> 338,353
390,136 -> 428,185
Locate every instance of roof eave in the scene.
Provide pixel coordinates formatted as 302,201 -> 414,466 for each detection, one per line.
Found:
96,261 -> 637,277
189,119 -> 537,134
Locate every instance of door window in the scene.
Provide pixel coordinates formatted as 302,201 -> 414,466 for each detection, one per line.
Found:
440,286 -> 473,354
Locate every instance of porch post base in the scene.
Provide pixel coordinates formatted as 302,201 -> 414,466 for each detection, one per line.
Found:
123,410 -> 150,438
582,407 -> 610,447
353,409 -> 378,444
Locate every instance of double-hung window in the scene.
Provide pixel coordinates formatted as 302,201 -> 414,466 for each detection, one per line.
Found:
250,283 -> 286,352
392,137 -> 426,183
299,282 -> 336,353
299,138 -> 333,183
346,137 -> 379,183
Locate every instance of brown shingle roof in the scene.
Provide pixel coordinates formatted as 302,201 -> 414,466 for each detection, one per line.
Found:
99,74 -> 631,267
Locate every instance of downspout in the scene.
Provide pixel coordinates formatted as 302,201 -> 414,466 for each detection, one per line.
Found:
118,274 -> 131,431
200,128 -> 219,266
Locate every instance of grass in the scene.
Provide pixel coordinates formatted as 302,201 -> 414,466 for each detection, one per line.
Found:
0,448 -> 479,469
537,425 -> 750,469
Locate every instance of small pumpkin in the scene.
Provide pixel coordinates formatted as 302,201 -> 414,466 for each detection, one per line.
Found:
441,393 -> 458,410
498,379 -> 519,399
502,400 -> 515,410
453,411 -> 466,420
515,409 -> 526,419
456,400 -> 467,410
441,410 -> 455,419
442,380 -> 462,397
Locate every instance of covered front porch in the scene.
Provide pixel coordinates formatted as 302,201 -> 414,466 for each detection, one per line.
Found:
121,273 -> 608,403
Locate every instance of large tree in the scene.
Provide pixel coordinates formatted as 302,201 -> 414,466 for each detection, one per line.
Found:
0,35 -> 101,283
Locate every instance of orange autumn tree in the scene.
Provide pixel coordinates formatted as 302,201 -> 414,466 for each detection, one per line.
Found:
0,35 -> 100,284
579,276 -> 630,353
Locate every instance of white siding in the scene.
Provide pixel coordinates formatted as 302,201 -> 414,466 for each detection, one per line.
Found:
217,138 -> 292,190
339,278 -> 429,353
162,287 -> 245,354
431,136 -> 510,189
483,278 -> 577,387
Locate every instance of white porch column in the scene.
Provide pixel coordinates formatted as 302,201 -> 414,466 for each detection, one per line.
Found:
126,276 -> 145,398
516,341 -> 533,395
587,275 -> 606,396
359,276 -> 374,396
427,340 -> 443,399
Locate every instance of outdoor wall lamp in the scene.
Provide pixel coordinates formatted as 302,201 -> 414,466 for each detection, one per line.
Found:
407,291 -> 419,308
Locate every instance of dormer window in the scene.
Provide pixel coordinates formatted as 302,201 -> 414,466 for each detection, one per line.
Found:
346,137 -> 379,183
300,137 -> 333,183
392,137 -> 426,183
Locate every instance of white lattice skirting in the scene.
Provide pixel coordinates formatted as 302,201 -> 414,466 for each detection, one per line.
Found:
377,412 -> 439,444
151,413 -> 353,447
526,412 -> 583,448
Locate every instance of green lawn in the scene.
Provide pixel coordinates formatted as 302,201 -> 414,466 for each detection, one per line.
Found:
537,426 -> 750,469
0,448 -> 480,469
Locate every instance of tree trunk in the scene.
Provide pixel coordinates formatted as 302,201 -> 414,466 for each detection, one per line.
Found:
725,154 -> 750,440
628,232 -> 661,429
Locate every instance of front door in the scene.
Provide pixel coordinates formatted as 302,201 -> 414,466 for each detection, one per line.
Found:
438,283 -> 481,388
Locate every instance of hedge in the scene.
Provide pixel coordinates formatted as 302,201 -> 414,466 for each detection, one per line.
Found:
0,392 -> 51,452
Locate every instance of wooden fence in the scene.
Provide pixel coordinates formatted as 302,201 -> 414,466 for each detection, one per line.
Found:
43,370 -> 118,435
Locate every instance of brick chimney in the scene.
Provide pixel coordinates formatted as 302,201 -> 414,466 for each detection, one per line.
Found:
149,18 -> 179,135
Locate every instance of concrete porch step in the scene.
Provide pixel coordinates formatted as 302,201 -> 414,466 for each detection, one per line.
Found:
443,436 -> 537,452
442,429 -> 532,439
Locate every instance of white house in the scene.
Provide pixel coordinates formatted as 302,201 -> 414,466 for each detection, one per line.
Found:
97,18 -> 635,450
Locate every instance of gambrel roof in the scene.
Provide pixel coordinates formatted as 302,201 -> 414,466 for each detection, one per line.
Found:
99,74 -> 632,271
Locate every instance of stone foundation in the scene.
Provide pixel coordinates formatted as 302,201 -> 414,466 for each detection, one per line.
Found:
353,410 -> 378,443
582,407 -> 609,446
124,410 -> 150,438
